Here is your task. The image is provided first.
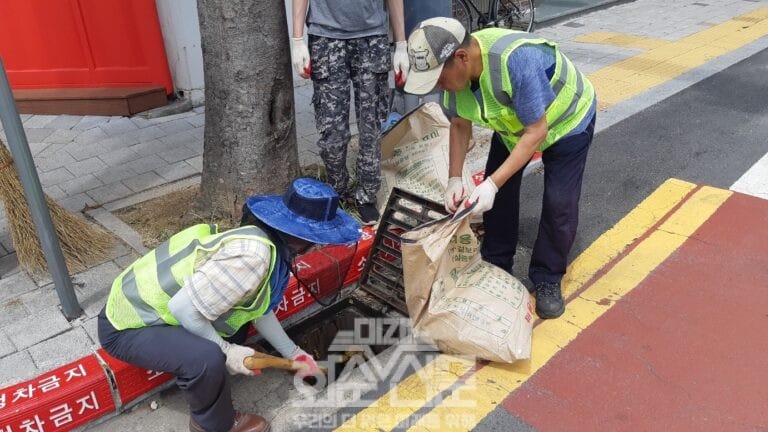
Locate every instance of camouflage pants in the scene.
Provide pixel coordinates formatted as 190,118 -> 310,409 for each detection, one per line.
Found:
309,34 -> 390,204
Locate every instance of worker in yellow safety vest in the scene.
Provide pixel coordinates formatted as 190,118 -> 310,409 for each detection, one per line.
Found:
404,17 -> 597,320
98,177 -> 361,432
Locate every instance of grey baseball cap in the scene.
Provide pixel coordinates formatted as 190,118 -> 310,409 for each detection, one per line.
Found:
404,17 -> 467,95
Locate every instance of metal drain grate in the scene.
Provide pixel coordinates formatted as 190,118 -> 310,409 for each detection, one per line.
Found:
358,188 -> 449,315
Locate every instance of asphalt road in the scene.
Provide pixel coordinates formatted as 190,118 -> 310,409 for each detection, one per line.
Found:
518,47 -> 768,265
482,46 -> 768,432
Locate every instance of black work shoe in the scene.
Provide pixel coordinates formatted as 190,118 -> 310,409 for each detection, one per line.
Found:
534,282 -> 565,319
356,202 -> 380,226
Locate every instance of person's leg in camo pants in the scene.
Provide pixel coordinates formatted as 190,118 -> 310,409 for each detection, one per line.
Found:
349,35 -> 390,205
309,35 -> 390,204
309,35 -> 353,199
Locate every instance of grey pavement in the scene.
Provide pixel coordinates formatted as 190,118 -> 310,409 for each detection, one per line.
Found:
0,0 -> 766,430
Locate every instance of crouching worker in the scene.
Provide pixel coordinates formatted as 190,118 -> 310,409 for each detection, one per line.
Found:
98,178 -> 362,432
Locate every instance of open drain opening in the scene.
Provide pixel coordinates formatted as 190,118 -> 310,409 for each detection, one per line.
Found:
257,189 -> 448,381
257,292 -> 401,383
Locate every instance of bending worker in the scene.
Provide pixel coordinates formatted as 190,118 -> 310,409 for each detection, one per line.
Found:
404,18 -> 596,319
98,178 -> 361,432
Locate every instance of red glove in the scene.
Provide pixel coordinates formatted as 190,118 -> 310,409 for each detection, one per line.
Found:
290,347 -> 319,377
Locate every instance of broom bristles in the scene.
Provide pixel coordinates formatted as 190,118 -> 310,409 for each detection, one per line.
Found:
0,139 -> 115,275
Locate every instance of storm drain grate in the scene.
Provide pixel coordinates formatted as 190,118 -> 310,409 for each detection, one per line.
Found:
358,188 -> 448,315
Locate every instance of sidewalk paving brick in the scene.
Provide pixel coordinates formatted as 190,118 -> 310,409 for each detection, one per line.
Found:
58,174 -> 104,196
24,128 -> 55,142
93,166 -> 138,185
122,172 -> 166,193
86,182 -> 134,205
128,139 -> 165,157
97,147 -> 142,167
125,154 -> 172,174
186,155 -> 203,172
0,351 -> 37,388
0,271 -> 38,303
5,305 -> 71,350
18,286 -> 61,313
44,114 -> 84,130
99,117 -> 139,136
35,150 -> 77,172
0,331 -> 15,358
43,128 -> 82,144
73,116 -> 111,131
22,115 -> 57,129
0,298 -> 28,329
67,157 -> 109,177
27,328 -> 94,372
157,144 -> 200,164
72,127 -> 108,146
130,116 -> 156,129
157,160 -> 197,182
39,166 -> 75,187
126,125 -> 167,143
158,129 -> 199,147
157,118 -> 196,134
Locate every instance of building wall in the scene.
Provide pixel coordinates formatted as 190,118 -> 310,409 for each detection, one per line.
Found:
155,0 -> 301,107
155,0 -> 205,106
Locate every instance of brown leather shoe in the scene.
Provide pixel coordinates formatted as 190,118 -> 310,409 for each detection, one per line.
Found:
189,411 -> 270,432
229,411 -> 269,432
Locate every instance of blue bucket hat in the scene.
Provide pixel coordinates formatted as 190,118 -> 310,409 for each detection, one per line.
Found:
245,178 -> 361,245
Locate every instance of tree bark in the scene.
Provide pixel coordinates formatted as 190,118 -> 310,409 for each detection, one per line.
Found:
197,0 -> 300,219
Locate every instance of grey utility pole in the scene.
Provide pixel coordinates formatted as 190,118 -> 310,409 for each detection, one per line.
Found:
0,57 -> 82,320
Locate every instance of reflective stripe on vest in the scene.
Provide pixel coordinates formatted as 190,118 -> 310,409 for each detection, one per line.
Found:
106,224 -> 276,336
443,28 -> 595,151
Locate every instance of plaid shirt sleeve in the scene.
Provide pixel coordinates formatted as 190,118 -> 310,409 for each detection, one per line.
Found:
184,238 -> 272,321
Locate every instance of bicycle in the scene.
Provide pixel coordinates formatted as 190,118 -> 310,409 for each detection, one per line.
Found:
452,0 -> 535,33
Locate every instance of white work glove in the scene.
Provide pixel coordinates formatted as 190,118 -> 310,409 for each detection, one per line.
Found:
222,342 -> 259,376
393,41 -> 409,87
464,177 -> 499,215
291,37 -> 311,79
289,346 -> 320,377
444,177 -> 466,213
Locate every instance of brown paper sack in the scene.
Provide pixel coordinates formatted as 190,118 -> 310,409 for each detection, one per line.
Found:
401,213 -> 533,363
376,102 -> 490,212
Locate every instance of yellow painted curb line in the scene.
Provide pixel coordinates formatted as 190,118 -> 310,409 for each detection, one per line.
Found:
579,7 -> 768,107
405,185 -> 731,431
334,179 -> 704,431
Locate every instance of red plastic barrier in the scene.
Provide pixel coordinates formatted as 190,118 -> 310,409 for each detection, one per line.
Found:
0,355 -> 115,432
274,226 -> 374,320
95,349 -> 173,407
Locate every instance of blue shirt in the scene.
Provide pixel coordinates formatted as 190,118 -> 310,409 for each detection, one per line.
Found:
444,44 -> 596,137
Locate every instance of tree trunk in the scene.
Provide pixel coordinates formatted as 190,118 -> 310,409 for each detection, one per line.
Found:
197,0 -> 300,219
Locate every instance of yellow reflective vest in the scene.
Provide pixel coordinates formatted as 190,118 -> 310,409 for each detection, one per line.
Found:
443,28 -> 596,151
105,224 -> 276,336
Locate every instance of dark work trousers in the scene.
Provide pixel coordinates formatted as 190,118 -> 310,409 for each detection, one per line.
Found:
481,114 -> 596,286
97,309 -> 248,432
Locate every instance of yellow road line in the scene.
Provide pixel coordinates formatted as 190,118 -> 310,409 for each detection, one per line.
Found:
561,178 -> 695,298
583,7 -> 768,107
334,354 -> 477,431
406,185 -> 732,431
334,179 -> 696,431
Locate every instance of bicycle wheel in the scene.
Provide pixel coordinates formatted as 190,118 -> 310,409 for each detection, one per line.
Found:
494,0 -> 534,32
452,0 -> 474,32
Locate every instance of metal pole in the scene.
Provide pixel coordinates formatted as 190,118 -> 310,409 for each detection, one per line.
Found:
0,57 -> 82,319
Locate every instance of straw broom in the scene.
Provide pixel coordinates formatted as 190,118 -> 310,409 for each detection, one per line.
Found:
0,138 -> 114,275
